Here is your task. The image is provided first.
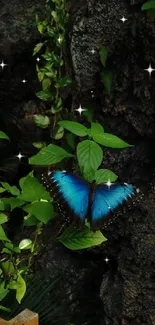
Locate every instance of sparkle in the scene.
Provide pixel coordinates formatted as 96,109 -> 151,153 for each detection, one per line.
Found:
106,180 -> 112,188
120,16 -> 128,23
90,48 -> 96,54
75,104 -> 87,116
0,60 -> 7,69
48,171 -> 52,176
22,79 -> 27,83
16,152 -> 25,160
136,188 -> 140,193
104,257 -> 110,263
144,63 -> 155,77
36,57 -> 40,62
58,36 -> 62,43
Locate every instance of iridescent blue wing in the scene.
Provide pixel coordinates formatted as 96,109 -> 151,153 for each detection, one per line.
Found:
39,171 -> 90,225
90,183 -> 135,229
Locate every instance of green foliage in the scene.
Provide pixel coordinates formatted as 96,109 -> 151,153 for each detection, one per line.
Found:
29,144 -> 73,165
33,115 -> 50,128
57,226 -> 107,250
33,0 -> 71,126
0,131 -> 10,141
141,1 -> 155,20
0,173 -> 54,306
99,46 -> 112,94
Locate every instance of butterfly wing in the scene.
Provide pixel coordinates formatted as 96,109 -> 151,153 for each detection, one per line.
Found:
39,171 -> 90,225
90,183 -> 135,229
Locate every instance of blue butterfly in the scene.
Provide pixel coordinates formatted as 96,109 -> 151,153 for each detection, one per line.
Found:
39,170 -> 135,229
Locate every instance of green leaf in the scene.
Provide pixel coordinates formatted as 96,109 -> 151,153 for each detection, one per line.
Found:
33,42 -> 44,56
0,213 -> 8,224
0,282 -> 9,301
94,169 -> 118,184
16,275 -> 26,304
77,140 -> 103,173
83,107 -> 94,123
53,126 -> 64,140
0,198 -> 25,210
0,225 -> 10,241
0,182 -> 20,196
93,132 -> 132,148
0,305 -> 11,312
19,176 -> 51,202
55,78 -> 72,88
19,239 -> 32,250
83,166 -> 95,182
38,71 -> 44,82
51,98 -> 62,113
0,187 -> 6,193
101,70 -> 112,94
33,115 -> 50,128
42,78 -> 51,90
91,122 -> 104,140
29,144 -> 73,165
36,90 -> 53,101
58,226 -> 107,250
141,1 -> 155,10
24,214 -> 39,226
99,47 -> 109,67
58,121 -> 88,137
33,142 -> 46,149
0,131 -> 9,140
23,201 -> 55,223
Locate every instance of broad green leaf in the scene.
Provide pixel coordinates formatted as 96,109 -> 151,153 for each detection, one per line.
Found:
77,140 -> 103,173
19,176 -> 51,202
83,166 -> 95,182
23,201 -> 55,223
0,225 -> 10,241
101,70 -> 112,94
24,214 -> 39,226
0,200 -> 5,210
0,182 -> 20,196
0,213 -> 8,224
141,1 -> 155,10
0,198 -> 25,210
83,107 -> 94,123
58,121 -> 88,137
33,114 -> 50,128
19,239 -> 32,250
42,78 -> 51,90
51,97 -> 62,113
99,47 -> 109,67
33,42 -> 44,56
66,133 -> 75,150
0,131 -> 9,140
58,226 -> 107,250
16,275 -> 26,304
93,132 -> 132,148
91,122 -> 104,140
1,261 -> 14,274
36,90 -> 53,101
29,144 -> 73,165
94,169 -> 118,184
59,121 -> 87,137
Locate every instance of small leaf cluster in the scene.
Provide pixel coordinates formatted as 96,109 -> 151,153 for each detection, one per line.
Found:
33,0 -> 71,116
0,172 -> 54,306
99,47 -> 112,95
30,120 -> 132,182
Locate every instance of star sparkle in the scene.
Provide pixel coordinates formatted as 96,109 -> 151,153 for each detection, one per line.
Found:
120,16 -> 127,23
104,257 -> 110,263
90,48 -> 96,54
22,79 -> 27,83
0,61 -> 7,69
75,104 -> 87,116
106,180 -> 112,188
144,63 -> 155,77
36,57 -> 40,62
16,152 -> 25,160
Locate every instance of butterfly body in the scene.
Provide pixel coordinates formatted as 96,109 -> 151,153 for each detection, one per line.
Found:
39,170 -> 135,229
